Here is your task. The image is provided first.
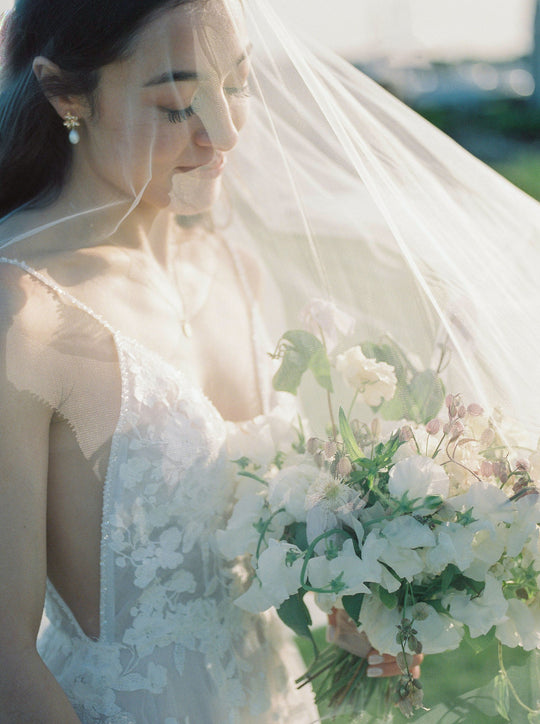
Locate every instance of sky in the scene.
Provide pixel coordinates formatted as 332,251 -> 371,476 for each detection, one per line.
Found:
0,0 -> 536,62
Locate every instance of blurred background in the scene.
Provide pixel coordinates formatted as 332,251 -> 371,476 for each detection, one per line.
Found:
1,0 -> 538,198
272,0 -> 540,200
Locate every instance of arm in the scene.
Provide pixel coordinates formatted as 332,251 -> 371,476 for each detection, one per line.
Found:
0,270 -> 82,723
0,386 -> 82,723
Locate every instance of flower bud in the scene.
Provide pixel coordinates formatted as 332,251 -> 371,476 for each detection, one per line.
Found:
449,420 -> 464,441
371,417 -> 381,439
399,425 -> 413,442
446,394 -> 458,418
306,437 -> 320,455
515,458 -> 530,472
458,405 -> 467,418
324,440 -> 338,459
425,418 -> 441,436
467,403 -> 484,416
493,460 -> 508,484
480,460 -> 493,478
337,456 -> 353,478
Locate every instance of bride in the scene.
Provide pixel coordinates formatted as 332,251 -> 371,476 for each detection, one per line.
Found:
0,0 -> 538,722
0,0 -> 326,721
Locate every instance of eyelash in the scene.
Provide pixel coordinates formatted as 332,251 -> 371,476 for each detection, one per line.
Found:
163,84 -> 251,124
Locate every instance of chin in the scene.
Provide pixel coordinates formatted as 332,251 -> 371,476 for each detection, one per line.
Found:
167,172 -> 223,216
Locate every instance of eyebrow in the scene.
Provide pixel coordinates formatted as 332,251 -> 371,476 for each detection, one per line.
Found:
143,45 -> 252,87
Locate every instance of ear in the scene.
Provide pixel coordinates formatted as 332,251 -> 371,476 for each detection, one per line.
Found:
32,56 -> 88,121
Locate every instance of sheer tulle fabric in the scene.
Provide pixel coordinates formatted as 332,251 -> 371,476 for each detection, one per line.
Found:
0,0 -> 539,721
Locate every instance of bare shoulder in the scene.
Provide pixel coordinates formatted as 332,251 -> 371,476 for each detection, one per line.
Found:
0,260 -> 63,346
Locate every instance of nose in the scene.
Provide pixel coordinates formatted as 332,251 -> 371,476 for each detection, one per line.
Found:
194,91 -> 239,153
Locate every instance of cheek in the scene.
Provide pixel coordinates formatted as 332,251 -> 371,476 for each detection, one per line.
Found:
232,101 -> 249,134
148,123 -> 192,161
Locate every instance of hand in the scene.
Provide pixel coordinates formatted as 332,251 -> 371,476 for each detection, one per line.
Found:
327,608 -> 423,679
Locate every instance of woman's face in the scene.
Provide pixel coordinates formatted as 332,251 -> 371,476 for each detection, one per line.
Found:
80,0 -> 249,213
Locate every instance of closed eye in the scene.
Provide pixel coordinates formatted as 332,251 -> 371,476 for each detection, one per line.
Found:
162,106 -> 196,124
224,82 -> 251,99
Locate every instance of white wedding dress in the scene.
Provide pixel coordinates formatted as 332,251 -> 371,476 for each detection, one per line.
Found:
0,258 -> 319,724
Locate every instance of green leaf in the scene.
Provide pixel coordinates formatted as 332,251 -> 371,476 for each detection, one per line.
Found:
494,673 -> 510,720
287,522 -> 308,551
420,495 -> 443,510
463,628 -> 495,654
339,407 -> 363,460
408,370 -> 445,424
277,591 -> 318,658
377,392 -> 408,421
440,564 -> 459,593
272,355 -> 305,394
308,346 -> 333,392
272,331 -> 327,395
379,587 -> 398,609
342,593 -> 364,624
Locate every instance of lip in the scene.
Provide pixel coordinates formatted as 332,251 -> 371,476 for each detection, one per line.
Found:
175,156 -> 226,178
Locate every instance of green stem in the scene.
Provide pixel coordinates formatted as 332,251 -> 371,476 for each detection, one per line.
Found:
255,507 -> 286,561
299,528 -> 353,593
327,389 -> 337,441
347,389 -> 359,419
498,642 -> 540,714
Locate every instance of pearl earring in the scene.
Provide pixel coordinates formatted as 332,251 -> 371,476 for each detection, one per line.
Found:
63,112 -> 80,144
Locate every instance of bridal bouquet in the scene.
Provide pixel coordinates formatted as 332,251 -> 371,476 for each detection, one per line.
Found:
217,300 -> 540,719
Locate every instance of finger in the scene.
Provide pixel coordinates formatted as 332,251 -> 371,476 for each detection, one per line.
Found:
367,651 -> 398,665
367,651 -> 424,666
367,660 -> 423,679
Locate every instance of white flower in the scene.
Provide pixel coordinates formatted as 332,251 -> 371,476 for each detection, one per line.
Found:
235,539 -> 303,612
463,523 -> 507,580
216,494 -> 268,559
506,494 -> 540,557
381,515 -> 436,549
444,574 -> 508,638
388,456 -> 449,502
392,426 -> 441,464
335,346 -> 397,406
411,605 -> 464,654
496,596 -> 540,651
226,401 -> 301,470
423,524 -> 475,575
268,461 -> 319,522
449,481 -> 514,524
232,579 -> 276,613
299,298 -> 355,351
305,473 -> 363,552
307,537 -> 384,600
378,544 -> 424,581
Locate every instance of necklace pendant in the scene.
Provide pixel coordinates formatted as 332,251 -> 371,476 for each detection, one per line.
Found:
182,321 -> 193,338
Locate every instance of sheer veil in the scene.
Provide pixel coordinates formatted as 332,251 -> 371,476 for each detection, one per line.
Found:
0,0 -> 539,721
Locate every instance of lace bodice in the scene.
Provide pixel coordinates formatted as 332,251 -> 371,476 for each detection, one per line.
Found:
0,259 -> 318,724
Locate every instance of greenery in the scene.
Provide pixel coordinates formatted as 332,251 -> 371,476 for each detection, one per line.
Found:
418,99 -> 540,200
296,627 -> 536,723
492,152 -> 540,201
291,99 -> 540,722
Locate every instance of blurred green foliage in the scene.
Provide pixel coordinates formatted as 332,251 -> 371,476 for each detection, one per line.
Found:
419,99 -> 540,200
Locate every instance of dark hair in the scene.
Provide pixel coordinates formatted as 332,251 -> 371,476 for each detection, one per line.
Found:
0,0 -> 195,218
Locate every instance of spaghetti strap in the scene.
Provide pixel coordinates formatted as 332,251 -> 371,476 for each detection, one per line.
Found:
0,256 -> 115,335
